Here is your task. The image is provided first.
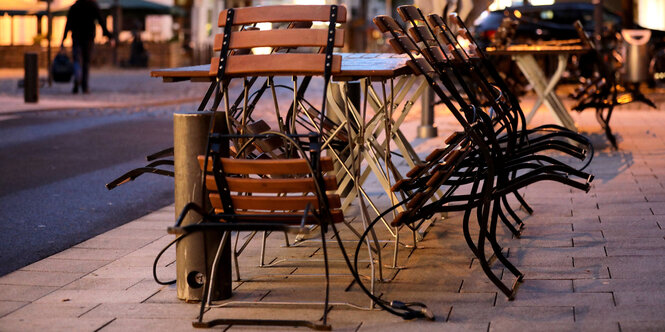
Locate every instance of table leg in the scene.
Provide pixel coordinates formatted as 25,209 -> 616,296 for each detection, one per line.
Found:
514,54 -> 577,131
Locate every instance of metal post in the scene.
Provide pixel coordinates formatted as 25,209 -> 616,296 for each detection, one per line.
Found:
47,0 -> 53,86
174,111 -> 231,302
113,0 -> 121,66
24,52 -> 39,103
593,0 -> 604,44
418,86 -> 437,138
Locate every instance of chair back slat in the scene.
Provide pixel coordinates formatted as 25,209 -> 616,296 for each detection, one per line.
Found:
218,5 -> 347,27
205,174 -> 338,193
213,29 -> 345,51
199,156 -> 334,173
210,5 -> 345,78
210,54 -> 342,77
209,193 -> 341,211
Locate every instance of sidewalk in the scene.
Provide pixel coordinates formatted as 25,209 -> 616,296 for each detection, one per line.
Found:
0,68 -> 209,114
1,84 -> 665,331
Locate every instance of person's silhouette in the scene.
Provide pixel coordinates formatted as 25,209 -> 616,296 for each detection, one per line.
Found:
61,0 -> 112,94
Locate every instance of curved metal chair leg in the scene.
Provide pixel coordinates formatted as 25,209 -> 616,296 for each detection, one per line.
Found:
497,202 -> 522,238
488,199 -> 523,279
475,203 -> 522,300
502,194 -> 525,231
513,191 -> 533,215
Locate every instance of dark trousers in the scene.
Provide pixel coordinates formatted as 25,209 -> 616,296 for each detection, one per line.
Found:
72,38 -> 94,91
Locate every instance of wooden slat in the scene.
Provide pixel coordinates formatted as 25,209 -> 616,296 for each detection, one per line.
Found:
397,5 -> 423,23
213,29 -> 344,51
425,46 -> 446,63
372,15 -> 402,34
209,54 -> 342,76
209,193 -> 342,210
406,164 -> 426,178
408,26 -> 434,43
218,5 -> 347,27
388,36 -> 419,54
198,156 -> 334,174
211,210 -> 345,224
445,131 -> 464,144
206,175 -> 338,193
406,57 -> 434,74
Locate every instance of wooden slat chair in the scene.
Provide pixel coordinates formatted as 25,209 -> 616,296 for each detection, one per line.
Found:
194,3 -> 348,270
374,12 -> 594,300
570,20 -> 656,148
164,5 -> 361,330
400,7 -> 595,235
170,131 -> 342,330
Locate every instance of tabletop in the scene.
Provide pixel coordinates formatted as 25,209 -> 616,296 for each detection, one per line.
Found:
485,44 -> 590,56
150,53 -> 412,82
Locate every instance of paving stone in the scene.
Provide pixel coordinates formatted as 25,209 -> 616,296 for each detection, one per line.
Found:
74,236 -> 156,250
574,220 -> 659,231
574,278 -> 665,293
498,291 -> 615,308
0,317 -> 114,332
574,256 -> 665,279
49,248 -> 133,261
600,228 -> 665,240
0,284 -> 58,302
0,270 -> 86,287
82,303 -> 200,319
34,286 -> 160,304
574,305 -> 665,322
462,278 -> 572,294
2,302 -> 99,319
61,277 -> 144,291
0,301 -> 27,318
97,318 -> 200,332
606,247 -> 665,256
101,228 -> 167,240
574,238 -> 665,249
490,320 -> 619,332
508,247 -> 605,265
613,291 -> 665,306
619,321 -> 665,332
518,265 -> 610,280
19,258 -> 110,274
448,305 -> 573,323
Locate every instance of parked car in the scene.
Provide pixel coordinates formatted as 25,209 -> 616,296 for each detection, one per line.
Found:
473,2 -> 622,49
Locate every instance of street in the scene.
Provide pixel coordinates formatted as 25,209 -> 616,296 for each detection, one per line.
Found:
0,105 -> 182,276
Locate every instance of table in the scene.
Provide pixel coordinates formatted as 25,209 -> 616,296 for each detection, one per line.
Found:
152,53 -> 425,215
486,44 -> 590,131
152,52 -> 429,288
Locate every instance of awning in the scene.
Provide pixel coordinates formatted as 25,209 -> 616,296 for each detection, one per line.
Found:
31,0 -> 185,17
0,0 -> 46,16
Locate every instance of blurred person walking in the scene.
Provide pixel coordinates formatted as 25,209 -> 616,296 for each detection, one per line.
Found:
60,0 -> 112,94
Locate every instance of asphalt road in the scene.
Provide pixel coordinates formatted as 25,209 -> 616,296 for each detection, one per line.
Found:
0,105 -> 190,277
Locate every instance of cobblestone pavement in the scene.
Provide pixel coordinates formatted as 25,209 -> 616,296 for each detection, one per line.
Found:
1,75 -> 665,331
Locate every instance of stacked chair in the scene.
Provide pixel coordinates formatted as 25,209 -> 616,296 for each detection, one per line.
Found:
372,6 -> 595,299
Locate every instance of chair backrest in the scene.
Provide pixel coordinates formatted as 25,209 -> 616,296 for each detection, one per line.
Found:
198,154 -> 344,224
210,5 -> 347,78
